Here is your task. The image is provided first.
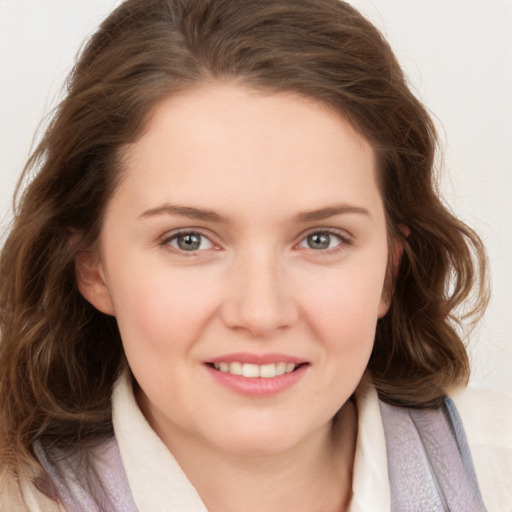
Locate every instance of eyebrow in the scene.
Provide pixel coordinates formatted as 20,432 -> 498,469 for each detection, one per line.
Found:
139,202 -> 369,224
292,204 -> 370,223
139,204 -> 228,223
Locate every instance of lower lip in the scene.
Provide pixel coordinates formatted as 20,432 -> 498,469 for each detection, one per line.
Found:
205,364 -> 308,397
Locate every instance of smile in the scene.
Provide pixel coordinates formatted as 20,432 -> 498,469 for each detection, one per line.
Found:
212,362 -> 298,378
205,354 -> 309,396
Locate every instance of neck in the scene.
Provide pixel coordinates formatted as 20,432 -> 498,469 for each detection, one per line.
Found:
148,400 -> 357,512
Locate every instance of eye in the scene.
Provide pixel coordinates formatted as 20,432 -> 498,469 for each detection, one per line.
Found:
164,231 -> 215,252
298,231 -> 346,251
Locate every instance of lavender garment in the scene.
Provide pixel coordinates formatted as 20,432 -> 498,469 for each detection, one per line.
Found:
380,398 -> 487,511
35,398 -> 486,511
34,437 -> 137,512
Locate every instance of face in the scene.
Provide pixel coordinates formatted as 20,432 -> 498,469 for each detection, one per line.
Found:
79,83 -> 390,458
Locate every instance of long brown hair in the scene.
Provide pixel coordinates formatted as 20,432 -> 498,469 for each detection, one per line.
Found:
0,0 -> 488,475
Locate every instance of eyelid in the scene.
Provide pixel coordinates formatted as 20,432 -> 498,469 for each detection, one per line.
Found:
160,228 -> 221,253
294,227 -> 352,252
158,226 -> 352,254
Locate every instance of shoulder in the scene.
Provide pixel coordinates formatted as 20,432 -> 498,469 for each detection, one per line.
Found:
450,386 -> 512,511
0,425 -> 62,512
0,465 -> 63,512
450,385 -> 512,451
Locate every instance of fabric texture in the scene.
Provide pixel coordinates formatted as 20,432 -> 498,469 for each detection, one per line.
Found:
33,438 -> 136,512
380,398 -> 486,511
9,373 -> 512,511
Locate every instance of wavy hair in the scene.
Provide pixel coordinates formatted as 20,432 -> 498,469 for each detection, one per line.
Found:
0,0 -> 488,475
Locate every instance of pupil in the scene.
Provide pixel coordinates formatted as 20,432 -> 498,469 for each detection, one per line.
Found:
178,233 -> 201,251
308,232 -> 330,250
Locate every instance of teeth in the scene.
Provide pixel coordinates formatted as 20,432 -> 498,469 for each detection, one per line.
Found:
230,362 -> 243,376
275,362 -> 286,376
212,362 -> 299,378
259,364 -> 276,378
285,363 -> 295,373
242,363 -> 260,378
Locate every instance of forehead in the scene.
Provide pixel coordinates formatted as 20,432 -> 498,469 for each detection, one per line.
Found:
116,82 -> 381,221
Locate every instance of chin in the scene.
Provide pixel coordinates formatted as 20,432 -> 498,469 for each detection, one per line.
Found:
216,434 -> 299,457
202,418 -> 329,458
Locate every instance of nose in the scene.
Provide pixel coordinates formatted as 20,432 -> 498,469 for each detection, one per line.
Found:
220,248 -> 299,338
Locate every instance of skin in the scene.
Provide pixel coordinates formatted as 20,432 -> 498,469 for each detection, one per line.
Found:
77,82 -> 391,512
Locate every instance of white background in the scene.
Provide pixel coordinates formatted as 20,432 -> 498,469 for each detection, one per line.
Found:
1,1 -> 510,392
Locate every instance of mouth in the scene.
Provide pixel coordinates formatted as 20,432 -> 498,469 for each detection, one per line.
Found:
204,355 -> 309,396
206,361 -> 308,379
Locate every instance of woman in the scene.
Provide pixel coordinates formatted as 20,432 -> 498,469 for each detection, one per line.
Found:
0,0 -> 510,510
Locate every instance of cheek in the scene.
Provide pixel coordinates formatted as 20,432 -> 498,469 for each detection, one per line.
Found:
111,268 -> 220,358
300,268 -> 386,349
114,276 -> 219,405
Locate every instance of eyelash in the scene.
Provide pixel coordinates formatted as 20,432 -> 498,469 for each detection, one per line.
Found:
160,228 -> 352,256
296,228 -> 352,255
160,229 -> 217,255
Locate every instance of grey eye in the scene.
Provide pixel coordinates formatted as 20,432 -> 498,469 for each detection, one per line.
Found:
177,233 -> 202,251
168,232 -> 213,252
299,231 -> 343,251
307,232 -> 331,250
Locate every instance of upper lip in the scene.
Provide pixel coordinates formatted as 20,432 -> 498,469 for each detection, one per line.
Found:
206,352 -> 308,365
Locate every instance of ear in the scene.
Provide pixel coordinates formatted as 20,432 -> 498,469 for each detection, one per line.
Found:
378,226 -> 409,318
75,250 -> 115,315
